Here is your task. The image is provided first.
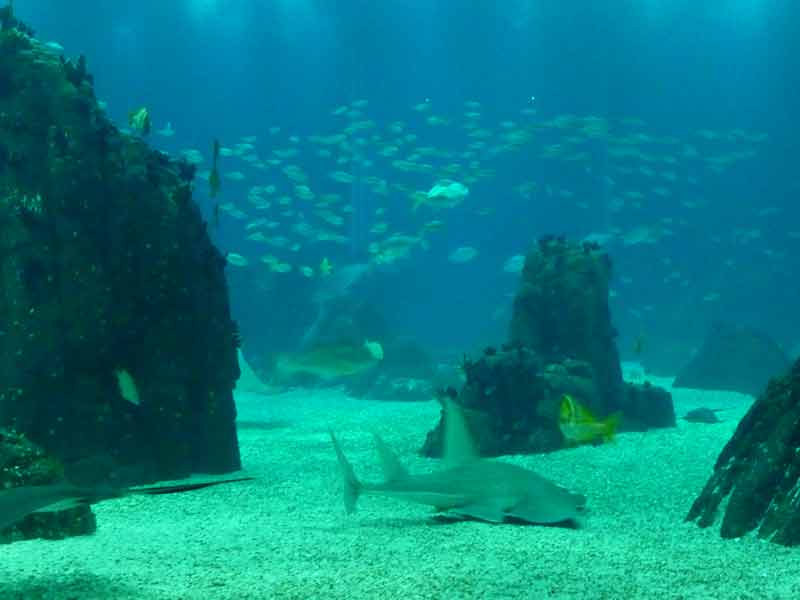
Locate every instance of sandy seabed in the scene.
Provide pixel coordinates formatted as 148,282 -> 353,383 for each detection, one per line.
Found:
2,378 -> 799,600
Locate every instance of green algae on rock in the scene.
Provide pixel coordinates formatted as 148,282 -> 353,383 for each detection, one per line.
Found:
423,237 -> 674,458
0,15 -> 242,501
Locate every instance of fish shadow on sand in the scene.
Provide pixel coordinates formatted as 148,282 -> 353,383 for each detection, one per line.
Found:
430,513 -> 582,528
345,512 -> 582,530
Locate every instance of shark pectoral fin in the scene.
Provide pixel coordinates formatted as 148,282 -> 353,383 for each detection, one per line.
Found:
371,432 -> 409,483
32,497 -> 93,514
451,501 -> 506,523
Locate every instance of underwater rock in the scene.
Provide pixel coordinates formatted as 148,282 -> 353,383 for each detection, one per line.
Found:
0,20 -> 241,485
0,3 -> 33,37
0,429 -> 95,543
421,346 -> 559,457
423,237 -> 674,457
681,407 -> 724,424
686,358 -> 800,546
637,337 -> 697,377
619,381 -> 676,431
509,236 -> 626,412
673,322 -> 790,396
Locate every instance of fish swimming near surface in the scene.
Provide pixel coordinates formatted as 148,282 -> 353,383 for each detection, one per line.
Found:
329,398 -> 585,524
558,394 -> 621,445
225,252 -> 249,267
0,477 -> 252,533
414,179 -> 469,211
448,246 -> 478,264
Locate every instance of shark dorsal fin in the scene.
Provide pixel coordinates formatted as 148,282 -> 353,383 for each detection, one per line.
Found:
443,398 -> 479,466
372,432 -> 409,482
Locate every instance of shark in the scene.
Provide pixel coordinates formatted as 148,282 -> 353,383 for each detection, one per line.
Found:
0,477 -> 252,533
329,399 -> 586,524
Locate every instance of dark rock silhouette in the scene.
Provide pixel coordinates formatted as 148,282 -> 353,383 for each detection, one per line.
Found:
0,14 -> 241,507
619,381 -> 675,431
422,346 -> 556,457
0,429 -> 95,543
509,236 -> 625,411
674,322 -> 790,396
423,238 -> 674,457
686,358 -> 800,546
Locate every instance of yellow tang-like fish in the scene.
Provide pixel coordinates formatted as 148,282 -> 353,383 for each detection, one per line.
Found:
558,394 -> 621,445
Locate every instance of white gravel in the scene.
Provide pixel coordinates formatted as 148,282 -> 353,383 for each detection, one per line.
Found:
2,379 -> 799,599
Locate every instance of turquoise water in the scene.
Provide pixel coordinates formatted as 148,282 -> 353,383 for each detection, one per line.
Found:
15,0 -> 799,367
2,3 -> 800,597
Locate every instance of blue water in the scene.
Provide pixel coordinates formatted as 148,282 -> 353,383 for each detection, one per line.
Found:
18,0 -> 800,370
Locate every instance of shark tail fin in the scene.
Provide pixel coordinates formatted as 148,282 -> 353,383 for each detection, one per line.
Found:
328,430 -> 361,514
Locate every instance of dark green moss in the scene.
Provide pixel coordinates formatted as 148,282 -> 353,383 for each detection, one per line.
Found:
0,428 -> 96,544
0,16 -> 240,493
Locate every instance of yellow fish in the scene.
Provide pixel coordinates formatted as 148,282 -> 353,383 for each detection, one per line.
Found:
558,394 -> 620,445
